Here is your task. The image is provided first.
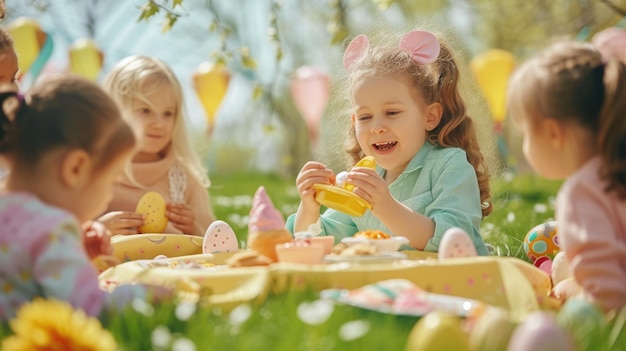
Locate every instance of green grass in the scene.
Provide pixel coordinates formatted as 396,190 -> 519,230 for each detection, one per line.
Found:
99,290 -> 421,350
5,172 -> 591,350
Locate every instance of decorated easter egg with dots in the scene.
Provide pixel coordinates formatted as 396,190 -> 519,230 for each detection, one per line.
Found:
523,221 -> 560,263
135,191 -> 168,233
438,227 -> 478,260
203,220 -> 239,253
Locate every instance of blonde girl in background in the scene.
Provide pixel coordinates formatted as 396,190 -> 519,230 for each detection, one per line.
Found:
288,30 -> 492,255
0,74 -> 153,320
98,55 -> 215,236
508,41 -> 626,312
0,26 -> 17,88
0,26 -> 18,183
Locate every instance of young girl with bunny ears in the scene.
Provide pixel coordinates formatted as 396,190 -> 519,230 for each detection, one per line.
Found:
0,74 -> 153,320
287,30 -> 491,254
98,55 -> 215,236
508,41 -> 626,312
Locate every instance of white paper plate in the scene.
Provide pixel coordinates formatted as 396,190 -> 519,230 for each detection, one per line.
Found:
340,236 -> 410,251
320,288 -> 482,317
135,259 -> 228,271
323,251 -> 407,263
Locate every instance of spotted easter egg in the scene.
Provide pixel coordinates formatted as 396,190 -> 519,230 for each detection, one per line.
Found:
438,227 -> 477,260
523,221 -> 560,264
203,220 -> 239,253
135,191 -> 168,233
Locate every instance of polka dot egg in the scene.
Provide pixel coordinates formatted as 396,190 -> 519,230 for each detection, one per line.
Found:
523,221 -> 560,263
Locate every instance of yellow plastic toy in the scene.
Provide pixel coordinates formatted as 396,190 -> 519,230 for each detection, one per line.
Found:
312,183 -> 372,216
313,156 -> 375,216
344,156 -> 376,192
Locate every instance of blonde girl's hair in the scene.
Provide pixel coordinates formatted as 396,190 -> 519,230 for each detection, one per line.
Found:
103,55 -> 210,188
344,32 -> 492,217
0,26 -> 13,51
0,74 -> 135,172
508,41 -> 626,199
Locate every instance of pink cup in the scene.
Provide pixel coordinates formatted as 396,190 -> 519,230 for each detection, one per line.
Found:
309,236 -> 335,255
275,241 -> 325,264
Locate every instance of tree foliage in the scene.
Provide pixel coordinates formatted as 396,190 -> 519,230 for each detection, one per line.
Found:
134,0 -> 626,175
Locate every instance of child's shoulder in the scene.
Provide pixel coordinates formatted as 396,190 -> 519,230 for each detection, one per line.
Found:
1,192 -> 65,216
0,193 -> 79,239
425,143 -> 468,163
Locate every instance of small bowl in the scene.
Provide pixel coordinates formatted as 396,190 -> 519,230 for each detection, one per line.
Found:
309,236 -> 335,254
275,241 -> 325,264
340,236 -> 410,252
312,184 -> 371,217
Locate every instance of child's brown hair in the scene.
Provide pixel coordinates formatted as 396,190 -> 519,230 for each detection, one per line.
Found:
508,42 -> 626,198
0,74 -> 136,172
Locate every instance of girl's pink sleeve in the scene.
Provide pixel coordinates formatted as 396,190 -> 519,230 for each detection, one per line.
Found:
557,181 -> 626,312
32,221 -> 106,317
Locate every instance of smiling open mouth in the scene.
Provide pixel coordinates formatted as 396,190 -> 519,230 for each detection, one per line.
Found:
373,141 -> 397,151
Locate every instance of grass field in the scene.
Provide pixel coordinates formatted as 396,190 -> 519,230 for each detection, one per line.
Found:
210,171 -> 563,262
3,172 -> 580,350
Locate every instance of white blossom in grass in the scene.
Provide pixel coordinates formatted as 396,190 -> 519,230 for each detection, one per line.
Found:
339,320 -> 370,341
132,298 -> 154,317
259,308 -> 272,319
175,301 -> 197,321
173,337 -> 196,351
506,212 -> 516,223
503,171 -> 515,183
297,299 -> 334,326
229,304 -> 252,326
151,325 -> 171,348
534,203 -> 548,214
548,195 -> 556,207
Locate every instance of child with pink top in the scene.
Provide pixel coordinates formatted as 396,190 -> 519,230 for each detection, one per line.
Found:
508,40 -> 626,312
0,74 -> 153,320
98,56 -> 215,236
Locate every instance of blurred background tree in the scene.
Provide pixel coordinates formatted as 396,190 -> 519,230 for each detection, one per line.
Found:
5,0 -> 626,177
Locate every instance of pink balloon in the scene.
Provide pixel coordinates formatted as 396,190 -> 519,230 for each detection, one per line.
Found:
290,66 -> 330,145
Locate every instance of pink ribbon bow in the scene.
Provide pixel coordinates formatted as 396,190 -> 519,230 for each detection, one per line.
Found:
343,30 -> 440,71
399,30 -> 440,64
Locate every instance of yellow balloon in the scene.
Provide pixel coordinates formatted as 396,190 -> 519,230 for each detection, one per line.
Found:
68,38 -> 104,81
192,62 -> 230,131
7,17 -> 46,79
470,49 -> 516,123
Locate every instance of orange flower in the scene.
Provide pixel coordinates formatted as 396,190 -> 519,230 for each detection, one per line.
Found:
1,298 -> 117,351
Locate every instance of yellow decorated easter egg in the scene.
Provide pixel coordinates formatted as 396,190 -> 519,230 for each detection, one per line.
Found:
405,311 -> 469,351
135,191 -> 168,233
344,156 -> 376,192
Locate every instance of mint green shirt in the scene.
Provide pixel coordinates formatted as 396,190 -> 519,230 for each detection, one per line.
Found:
286,142 -> 489,255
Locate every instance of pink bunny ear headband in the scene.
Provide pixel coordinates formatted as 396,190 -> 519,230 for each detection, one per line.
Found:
343,30 -> 441,71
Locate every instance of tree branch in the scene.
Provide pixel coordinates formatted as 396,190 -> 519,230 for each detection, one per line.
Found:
600,0 -> 626,16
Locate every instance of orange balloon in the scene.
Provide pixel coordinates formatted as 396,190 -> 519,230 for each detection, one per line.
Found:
192,62 -> 230,131
470,49 -> 516,123
7,17 -> 47,79
68,38 -> 104,81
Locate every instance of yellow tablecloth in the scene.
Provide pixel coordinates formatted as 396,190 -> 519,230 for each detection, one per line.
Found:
101,240 -> 555,322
